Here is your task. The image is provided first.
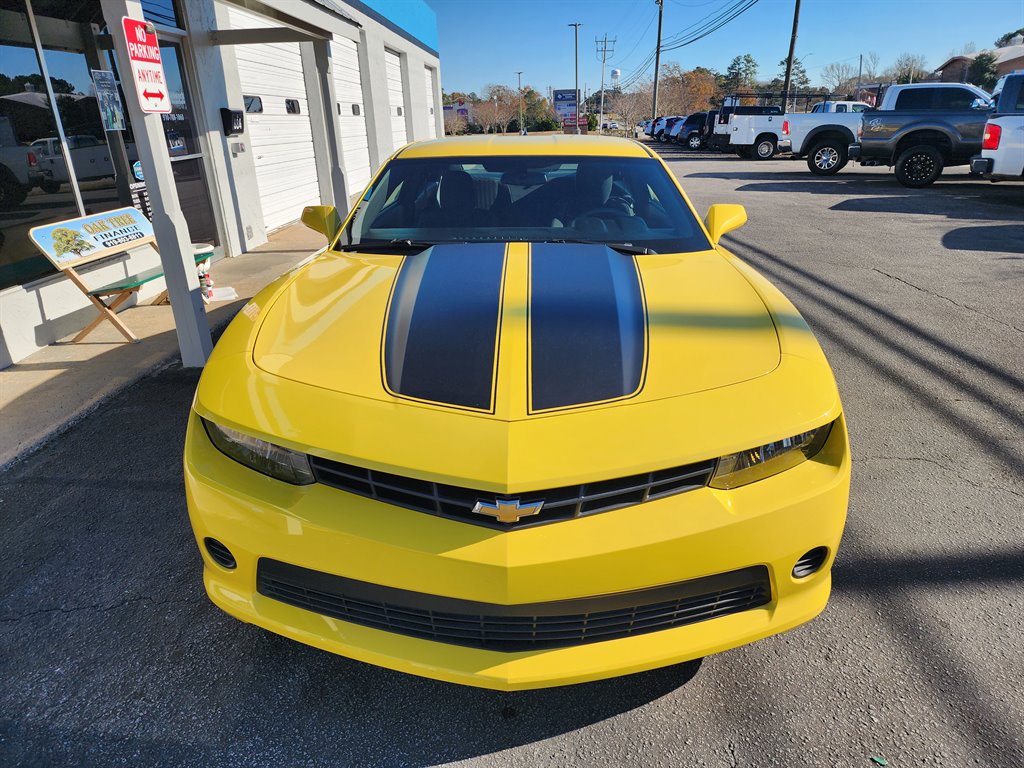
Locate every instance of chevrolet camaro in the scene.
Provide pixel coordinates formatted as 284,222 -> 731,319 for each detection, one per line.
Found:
184,135 -> 850,690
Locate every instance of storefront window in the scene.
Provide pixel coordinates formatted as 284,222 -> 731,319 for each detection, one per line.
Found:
0,0 -> 80,289
0,0 -> 217,293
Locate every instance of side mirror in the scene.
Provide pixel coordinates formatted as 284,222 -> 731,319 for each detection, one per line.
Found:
704,204 -> 747,245
301,205 -> 342,244
970,97 -> 993,110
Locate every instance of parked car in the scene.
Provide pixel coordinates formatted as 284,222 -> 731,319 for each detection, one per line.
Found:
670,112 -> 708,148
184,135 -> 851,691
0,117 -> 41,209
651,115 -> 684,142
970,72 -> 1024,182
848,83 -> 993,187
601,120 -> 620,130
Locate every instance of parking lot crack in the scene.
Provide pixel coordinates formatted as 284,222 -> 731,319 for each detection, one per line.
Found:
858,455 -> 1024,500
0,595 -> 191,624
871,268 -> 1024,334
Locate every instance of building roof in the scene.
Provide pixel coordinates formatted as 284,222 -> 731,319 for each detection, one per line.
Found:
935,43 -> 1024,73
398,135 -> 654,159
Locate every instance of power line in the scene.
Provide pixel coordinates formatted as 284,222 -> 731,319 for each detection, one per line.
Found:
595,35 -> 616,130
618,0 -> 761,91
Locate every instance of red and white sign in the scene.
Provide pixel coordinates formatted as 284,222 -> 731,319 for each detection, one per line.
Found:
121,17 -> 170,114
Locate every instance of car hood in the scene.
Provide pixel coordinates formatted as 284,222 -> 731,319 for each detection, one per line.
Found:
251,242 -> 780,421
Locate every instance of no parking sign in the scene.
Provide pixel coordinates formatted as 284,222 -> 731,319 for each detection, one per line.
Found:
121,17 -> 171,114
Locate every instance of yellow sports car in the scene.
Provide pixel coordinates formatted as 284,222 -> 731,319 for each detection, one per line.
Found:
184,135 -> 850,690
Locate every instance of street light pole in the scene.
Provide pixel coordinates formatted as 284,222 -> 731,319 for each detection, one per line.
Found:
781,0 -> 802,111
651,0 -> 664,119
569,23 -> 581,134
516,70 -> 525,134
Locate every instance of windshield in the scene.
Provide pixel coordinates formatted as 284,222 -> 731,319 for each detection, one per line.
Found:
344,154 -> 711,254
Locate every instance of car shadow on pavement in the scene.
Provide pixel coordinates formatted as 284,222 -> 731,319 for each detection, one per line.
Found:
942,224 -> 1024,254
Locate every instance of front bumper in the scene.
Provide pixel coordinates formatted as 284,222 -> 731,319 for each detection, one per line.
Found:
184,412 -> 850,690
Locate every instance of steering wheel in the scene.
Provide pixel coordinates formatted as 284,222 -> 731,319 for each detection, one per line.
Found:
570,206 -> 634,228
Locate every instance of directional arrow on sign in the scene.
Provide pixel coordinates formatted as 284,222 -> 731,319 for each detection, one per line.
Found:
143,90 -> 164,101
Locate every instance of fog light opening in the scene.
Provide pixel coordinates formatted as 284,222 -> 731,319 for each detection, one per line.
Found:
204,538 -> 236,569
792,547 -> 829,579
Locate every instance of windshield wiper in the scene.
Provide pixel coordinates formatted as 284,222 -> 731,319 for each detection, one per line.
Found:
336,239 -> 436,253
540,239 -> 654,255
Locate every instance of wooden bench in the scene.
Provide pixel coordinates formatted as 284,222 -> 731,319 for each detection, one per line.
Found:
29,207 -> 212,343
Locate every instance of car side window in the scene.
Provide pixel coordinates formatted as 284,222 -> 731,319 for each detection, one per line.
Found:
895,89 -> 933,110
934,88 -> 978,110
1016,86 -> 1024,112
835,104 -> 847,113
852,104 -> 868,112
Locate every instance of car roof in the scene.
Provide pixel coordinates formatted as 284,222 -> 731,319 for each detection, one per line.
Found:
398,135 -> 654,159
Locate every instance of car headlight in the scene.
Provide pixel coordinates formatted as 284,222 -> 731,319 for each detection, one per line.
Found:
202,418 -> 314,485
709,422 -> 833,490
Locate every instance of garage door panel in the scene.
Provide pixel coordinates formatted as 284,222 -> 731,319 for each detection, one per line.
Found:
385,49 -> 407,151
331,38 -> 371,193
231,6 -> 320,231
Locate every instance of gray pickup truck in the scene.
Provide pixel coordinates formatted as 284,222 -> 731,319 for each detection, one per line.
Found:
847,83 -> 993,187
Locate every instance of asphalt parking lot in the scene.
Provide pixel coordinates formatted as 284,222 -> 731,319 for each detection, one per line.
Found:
2,145 -> 1023,767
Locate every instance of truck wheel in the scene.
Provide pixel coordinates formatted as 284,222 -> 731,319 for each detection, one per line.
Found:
754,136 -> 777,160
895,145 -> 944,187
687,133 -> 702,150
807,140 -> 848,175
0,167 -> 29,210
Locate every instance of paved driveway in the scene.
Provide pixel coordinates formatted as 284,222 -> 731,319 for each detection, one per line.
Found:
2,148 -> 1022,767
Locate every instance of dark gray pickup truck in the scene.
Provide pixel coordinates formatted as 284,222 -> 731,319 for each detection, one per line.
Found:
847,83 -> 994,187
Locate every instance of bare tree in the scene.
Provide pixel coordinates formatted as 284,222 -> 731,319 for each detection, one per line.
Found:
886,52 -> 930,84
862,51 -> 881,81
473,99 -> 498,133
821,61 -> 856,91
483,84 -> 518,133
443,109 -> 467,135
610,87 -> 652,135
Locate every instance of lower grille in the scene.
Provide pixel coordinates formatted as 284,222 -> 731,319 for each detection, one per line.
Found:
257,559 -> 771,652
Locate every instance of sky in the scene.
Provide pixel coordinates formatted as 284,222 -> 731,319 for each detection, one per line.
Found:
430,0 -> 1024,97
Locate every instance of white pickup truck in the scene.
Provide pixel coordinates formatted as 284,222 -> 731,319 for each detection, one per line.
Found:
970,73 -> 1024,181
30,135 -> 138,192
729,101 -> 870,170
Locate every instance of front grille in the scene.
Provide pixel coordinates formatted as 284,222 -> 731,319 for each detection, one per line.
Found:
307,456 -> 717,529
257,559 -> 771,652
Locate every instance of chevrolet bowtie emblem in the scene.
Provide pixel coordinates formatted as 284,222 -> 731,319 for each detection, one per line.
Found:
471,498 -> 544,524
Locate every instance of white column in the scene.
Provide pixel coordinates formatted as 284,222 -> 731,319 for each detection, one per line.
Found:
359,33 -> 392,168
100,0 -> 212,366
301,39 -> 349,212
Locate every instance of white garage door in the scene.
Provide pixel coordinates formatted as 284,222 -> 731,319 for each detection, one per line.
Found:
230,6 -> 320,232
331,38 -> 372,195
423,67 -> 437,139
384,49 -> 407,151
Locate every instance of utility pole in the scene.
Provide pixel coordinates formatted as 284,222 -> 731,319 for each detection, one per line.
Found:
781,0 -> 802,111
855,53 -> 863,94
651,0 -> 664,119
569,22 -> 582,134
516,70 -> 525,134
596,35 -> 616,132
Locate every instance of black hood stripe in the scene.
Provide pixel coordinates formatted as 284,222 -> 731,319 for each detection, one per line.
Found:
383,244 -> 506,411
529,243 -> 647,412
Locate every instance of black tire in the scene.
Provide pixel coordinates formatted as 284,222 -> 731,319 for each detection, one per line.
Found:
807,139 -> 848,175
736,146 -> 753,159
687,133 -> 702,150
0,167 -> 28,210
40,179 -> 61,194
753,136 -> 777,160
657,131 -> 667,143
894,144 -> 944,187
